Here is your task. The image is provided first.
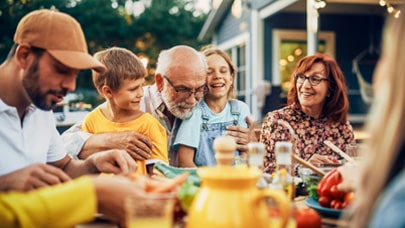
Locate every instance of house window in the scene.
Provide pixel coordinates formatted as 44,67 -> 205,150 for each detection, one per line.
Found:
272,29 -> 335,93
279,40 -> 327,93
225,43 -> 247,101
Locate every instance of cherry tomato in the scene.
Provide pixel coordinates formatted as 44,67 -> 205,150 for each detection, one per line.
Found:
318,196 -> 331,208
341,201 -> 348,209
330,199 -> 337,208
330,185 -> 346,199
331,200 -> 343,210
295,208 -> 322,228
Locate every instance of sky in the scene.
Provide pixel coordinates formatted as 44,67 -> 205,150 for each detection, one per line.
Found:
195,0 -> 211,14
126,0 -> 211,17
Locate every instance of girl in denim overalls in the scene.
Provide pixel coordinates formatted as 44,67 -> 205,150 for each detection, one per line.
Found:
173,47 -> 251,167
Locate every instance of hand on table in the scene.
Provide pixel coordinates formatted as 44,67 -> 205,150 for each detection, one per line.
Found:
87,149 -> 138,175
308,154 -> 336,166
0,163 -> 71,191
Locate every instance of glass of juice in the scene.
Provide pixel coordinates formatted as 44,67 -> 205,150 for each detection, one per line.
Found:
126,194 -> 175,228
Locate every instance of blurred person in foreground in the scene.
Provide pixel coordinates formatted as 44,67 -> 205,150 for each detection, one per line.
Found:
0,9 -> 138,190
174,46 -> 251,167
0,175 -> 155,227
260,53 -> 355,174
0,8 -> 152,226
82,47 -> 168,175
62,45 -> 254,166
338,7 -> 405,227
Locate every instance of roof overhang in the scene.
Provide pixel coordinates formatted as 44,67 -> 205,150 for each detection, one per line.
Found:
198,0 -> 233,41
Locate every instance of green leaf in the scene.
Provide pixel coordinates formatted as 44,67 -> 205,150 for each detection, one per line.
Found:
177,181 -> 199,212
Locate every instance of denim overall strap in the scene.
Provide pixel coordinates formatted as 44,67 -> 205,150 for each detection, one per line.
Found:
200,101 -> 209,130
194,101 -> 240,166
230,99 -> 240,126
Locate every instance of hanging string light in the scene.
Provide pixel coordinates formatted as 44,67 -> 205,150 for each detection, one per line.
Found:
312,0 -> 327,10
379,0 -> 401,18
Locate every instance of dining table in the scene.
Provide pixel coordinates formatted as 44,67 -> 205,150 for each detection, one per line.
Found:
76,196 -> 349,228
294,196 -> 349,228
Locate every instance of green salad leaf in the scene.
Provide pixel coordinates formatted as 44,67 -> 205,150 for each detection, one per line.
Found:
177,181 -> 199,212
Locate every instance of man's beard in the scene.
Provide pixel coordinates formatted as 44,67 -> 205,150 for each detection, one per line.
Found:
160,86 -> 199,119
22,58 -> 67,111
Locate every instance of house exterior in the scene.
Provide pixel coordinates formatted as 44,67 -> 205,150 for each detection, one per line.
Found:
198,0 -> 397,124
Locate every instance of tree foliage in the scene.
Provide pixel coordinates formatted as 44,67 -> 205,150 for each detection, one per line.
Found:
0,0 -> 208,87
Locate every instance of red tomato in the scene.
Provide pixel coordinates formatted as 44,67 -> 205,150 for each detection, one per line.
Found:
295,208 -> 322,228
318,196 -> 331,208
330,185 -> 346,199
341,201 -> 349,209
330,199 -> 337,208
331,200 -> 343,210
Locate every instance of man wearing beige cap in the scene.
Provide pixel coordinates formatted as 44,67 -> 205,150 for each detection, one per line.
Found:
0,10 -> 139,190
0,8 -> 156,225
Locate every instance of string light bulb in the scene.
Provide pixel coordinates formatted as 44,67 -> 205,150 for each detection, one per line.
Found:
312,0 -> 326,10
379,0 -> 386,6
394,10 -> 401,18
380,0 -> 401,18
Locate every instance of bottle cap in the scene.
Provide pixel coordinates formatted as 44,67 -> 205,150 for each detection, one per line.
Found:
275,141 -> 292,153
275,141 -> 292,165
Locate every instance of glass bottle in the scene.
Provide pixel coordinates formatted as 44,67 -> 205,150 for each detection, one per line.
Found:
246,142 -> 270,188
270,141 -> 293,199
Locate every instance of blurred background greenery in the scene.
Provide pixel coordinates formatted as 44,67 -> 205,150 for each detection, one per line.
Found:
0,0 -> 210,107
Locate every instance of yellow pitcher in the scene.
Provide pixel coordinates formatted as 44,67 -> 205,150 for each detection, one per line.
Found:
187,166 -> 292,228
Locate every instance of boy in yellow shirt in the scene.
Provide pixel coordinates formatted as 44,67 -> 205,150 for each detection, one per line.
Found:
82,47 -> 168,175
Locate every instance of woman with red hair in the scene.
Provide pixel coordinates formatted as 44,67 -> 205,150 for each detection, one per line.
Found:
260,53 -> 355,174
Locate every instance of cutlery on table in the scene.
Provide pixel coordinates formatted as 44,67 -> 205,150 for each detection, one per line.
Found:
323,140 -> 355,163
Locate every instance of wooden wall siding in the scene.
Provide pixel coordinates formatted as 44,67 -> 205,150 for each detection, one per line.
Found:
216,7 -> 251,43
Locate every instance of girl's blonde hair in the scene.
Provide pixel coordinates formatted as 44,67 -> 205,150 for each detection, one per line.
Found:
348,7 -> 405,227
201,45 -> 237,99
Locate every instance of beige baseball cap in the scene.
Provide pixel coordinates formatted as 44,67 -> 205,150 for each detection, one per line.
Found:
13,9 -> 106,73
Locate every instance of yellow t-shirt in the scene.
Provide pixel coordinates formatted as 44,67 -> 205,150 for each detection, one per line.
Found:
0,176 -> 96,228
82,108 -> 168,174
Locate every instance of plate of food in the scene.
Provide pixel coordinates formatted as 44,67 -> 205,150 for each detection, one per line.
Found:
305,197 -> 344,219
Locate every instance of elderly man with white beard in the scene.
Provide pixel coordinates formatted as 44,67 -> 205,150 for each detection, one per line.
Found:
62,45 -> 254,167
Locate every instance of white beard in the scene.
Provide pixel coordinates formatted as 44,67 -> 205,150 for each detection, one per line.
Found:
160,86 -> 199,119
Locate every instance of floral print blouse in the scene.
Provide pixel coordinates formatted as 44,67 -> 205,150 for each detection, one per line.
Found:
260,103 -> 356,174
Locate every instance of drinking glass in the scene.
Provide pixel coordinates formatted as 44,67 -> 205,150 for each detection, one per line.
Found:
345,144 -> 358,157
126,194 -> 175,228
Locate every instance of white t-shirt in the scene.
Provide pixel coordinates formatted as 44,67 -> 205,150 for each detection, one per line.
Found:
0,99 -> 66,175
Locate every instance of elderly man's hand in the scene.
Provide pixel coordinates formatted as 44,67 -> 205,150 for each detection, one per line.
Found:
80,131 -> 153,161
105,131 -> 153,161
